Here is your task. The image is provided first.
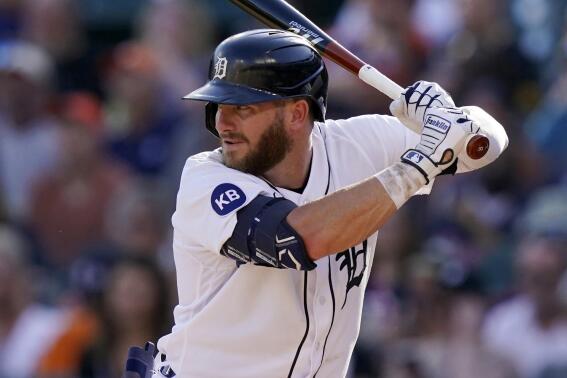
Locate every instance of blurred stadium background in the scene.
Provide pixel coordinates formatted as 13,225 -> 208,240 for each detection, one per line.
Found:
0,0 -> 566,377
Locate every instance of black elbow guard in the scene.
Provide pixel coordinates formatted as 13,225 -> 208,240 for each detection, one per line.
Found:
221,196 -> 316,271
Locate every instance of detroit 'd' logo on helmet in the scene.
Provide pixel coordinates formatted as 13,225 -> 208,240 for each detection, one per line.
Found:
183,29 -> 329,137
213,57 -> 228,80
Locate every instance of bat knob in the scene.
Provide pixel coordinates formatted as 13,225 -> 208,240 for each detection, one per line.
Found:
466,134 -> 489,160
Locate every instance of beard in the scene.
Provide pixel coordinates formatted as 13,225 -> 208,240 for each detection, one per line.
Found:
221,112 -> 293,176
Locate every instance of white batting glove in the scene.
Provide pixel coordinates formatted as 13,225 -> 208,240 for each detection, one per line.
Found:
390,81 -> 456,134
454,106 -> 508,173
401,107 -> 480,184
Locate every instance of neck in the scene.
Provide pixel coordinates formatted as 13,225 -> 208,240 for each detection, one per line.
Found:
263,133 -> 312,190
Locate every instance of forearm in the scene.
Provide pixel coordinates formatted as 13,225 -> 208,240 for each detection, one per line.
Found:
287,163 -> 424,260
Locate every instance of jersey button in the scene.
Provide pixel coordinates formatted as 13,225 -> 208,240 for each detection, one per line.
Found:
318,296 -> 326,306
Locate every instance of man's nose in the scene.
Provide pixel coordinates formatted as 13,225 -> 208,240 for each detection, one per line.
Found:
215,105 -> 236,133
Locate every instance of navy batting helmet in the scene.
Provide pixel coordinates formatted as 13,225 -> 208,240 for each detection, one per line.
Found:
183,29 -> 328,137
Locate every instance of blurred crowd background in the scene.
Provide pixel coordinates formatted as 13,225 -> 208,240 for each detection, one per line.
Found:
0,0 -> 566,377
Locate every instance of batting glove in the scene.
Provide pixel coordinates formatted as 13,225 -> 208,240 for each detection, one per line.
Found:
401,107 -> 480,184
390,80 -> 456,134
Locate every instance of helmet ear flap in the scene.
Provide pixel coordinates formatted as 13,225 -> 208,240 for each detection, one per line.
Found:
205,103 -> 219,137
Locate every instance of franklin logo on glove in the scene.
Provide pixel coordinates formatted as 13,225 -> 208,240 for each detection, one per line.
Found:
425,114 -> 451,133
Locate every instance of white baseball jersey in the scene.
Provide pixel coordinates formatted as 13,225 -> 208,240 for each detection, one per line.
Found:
157,114 -> 421,378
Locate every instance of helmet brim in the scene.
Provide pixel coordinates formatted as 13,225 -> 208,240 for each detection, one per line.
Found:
183,80 -> 282,105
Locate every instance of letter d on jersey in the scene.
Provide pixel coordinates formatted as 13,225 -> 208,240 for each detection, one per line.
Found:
211,183 -> 246,216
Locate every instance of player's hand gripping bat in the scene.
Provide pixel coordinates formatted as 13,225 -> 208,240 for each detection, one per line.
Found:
228,0 -> 489,160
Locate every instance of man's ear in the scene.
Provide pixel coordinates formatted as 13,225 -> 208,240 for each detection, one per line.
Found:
287,99 -> 309,130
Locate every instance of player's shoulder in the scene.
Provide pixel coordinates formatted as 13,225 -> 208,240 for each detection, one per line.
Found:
321,114 -> 401,131
316,114 -> 408,145
185,148 -> 224,170
179,148 -> 267,201
315,114 -> 419,170
176,149 -> 272,219
182,148 -> 254,184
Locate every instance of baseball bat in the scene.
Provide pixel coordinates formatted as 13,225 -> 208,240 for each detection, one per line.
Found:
228,0 -> 489,160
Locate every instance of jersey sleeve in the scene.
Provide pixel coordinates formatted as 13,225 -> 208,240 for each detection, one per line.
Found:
322,115 -> 435,195
172,153 -> 269,255
323,114 -> 420,172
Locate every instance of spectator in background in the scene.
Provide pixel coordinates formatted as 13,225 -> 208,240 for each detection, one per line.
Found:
456,81 -> 549,204
78,257 -> 171,378
0,0 -> 22,39
102,184 -> 170,261
0,225 -> 69,378
0,196 -> 7,223
523,15 -> 567,176
419,80 -> 551,297
37,188 -> 174,377
136,0 -> 215,101
356,233 -> 516,378
103,41 -> 185,178
31,238 -> 125,378
20,0 -> 102,95
34,298 -> 100,378
0,40 -> 61,223
382,247 -> 459,378
52,178 -> 173,312
437,292 -> 516,378
422,0 -> 538,109
29,92 -> 132,269
523,67 -> 567,176
482,185 -> 567,378
136,0 -> 219,198
410,0 -> 463,50
329,0 -> 428,115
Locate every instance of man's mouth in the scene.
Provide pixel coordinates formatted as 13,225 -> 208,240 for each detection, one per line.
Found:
222,136 -> 246,145
223,140 -> 242,145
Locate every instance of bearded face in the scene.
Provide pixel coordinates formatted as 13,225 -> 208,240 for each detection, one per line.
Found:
220,107 -> 293,176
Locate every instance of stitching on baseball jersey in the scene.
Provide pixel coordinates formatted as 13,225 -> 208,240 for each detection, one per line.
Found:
313,123 -> 334,376
313,256 -> 336,377
287,124 -> 332,377
288,124 -> 333,376
287,270 -> 310,377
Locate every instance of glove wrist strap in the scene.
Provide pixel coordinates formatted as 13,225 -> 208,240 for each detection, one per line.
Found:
375,162 -> 427,209
400,149 -> 439,184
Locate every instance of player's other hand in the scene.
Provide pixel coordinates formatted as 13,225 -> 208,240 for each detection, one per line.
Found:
390,80 -> 455,134
400,107 -> 480,184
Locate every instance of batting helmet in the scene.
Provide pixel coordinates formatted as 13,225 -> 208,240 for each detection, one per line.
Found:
183,29 -> 328,136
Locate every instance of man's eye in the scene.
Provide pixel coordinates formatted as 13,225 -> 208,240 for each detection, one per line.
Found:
236,105 -> 251,111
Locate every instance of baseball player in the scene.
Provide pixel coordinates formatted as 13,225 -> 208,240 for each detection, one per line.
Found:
138,29 -> 508,377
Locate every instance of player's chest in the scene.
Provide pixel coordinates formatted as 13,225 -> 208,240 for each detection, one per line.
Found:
310,235 -> 377,311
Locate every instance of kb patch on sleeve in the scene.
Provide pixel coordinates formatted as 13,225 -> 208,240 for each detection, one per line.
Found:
211,183 -> 246,216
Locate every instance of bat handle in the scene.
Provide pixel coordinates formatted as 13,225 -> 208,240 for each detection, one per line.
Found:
358,64 -> 402,100
357,64 -> 489,160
